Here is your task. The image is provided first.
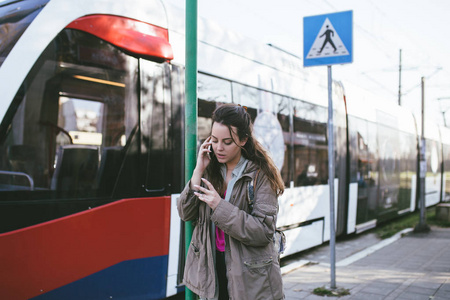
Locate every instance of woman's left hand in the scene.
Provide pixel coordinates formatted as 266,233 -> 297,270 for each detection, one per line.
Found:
193,178 -> 222,210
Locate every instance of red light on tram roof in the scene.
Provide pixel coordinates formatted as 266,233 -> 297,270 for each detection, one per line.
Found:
66,14 -> 173,61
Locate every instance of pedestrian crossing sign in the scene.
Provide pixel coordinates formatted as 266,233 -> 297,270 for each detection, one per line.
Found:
303,11 -> 353,67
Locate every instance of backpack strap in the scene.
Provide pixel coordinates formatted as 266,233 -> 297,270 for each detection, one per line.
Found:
247,169 -> 260,213
247,169 -> 286,255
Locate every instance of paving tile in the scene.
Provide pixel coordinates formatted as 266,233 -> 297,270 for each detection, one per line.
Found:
284,288 -> 310,299
439,282 -> 450,292
394,291 -> 433,300
433,289 -> 450,299
360,286 -> 396,296
403,285 -> 436,295
410,280 -> 444,290
348,292 -> 385,300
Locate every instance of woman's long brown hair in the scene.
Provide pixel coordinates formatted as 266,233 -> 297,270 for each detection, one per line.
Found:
205,104 -> 285,196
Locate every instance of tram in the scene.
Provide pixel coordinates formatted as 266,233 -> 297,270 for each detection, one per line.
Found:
0,0 -> 447,299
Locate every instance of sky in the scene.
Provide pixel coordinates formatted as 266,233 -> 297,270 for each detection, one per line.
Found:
165,0 -> 450,126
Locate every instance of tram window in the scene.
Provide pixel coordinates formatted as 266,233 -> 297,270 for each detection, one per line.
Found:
276,96 -> 290,186
367,122 -> 378,186
377,124 -> 400,186
427,140 -> 440,175
443,144 -> 450,201
232,83 -> 290,185
141,62 -> 170,192
292,100 -> 328,187
352,117 -> 371,186
198,73 -> 232,103
255,94 -> 290,186
348,117 -> 378,224
199,80 -> 291,186
245,92 -> 289,185
348,116 -> 358,183
232,82 -> 258,110
0,29 -> 139,199
57,98 -> 104,146
198,99 -> 220,141
293,99 -> 327,125
232,82 -> 288,118
197,74 -> 232,142
398,132 -> 416,209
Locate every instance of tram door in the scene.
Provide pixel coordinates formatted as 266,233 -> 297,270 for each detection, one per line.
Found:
376,112 -> 401,221
349,116 -> 379,231
0,30 -> 144,233
333,82 -> 349,236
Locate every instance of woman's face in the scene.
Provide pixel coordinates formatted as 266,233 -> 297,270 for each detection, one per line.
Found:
211,122 -> 247,168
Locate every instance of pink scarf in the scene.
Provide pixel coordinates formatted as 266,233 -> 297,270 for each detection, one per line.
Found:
215,190 -> 226,252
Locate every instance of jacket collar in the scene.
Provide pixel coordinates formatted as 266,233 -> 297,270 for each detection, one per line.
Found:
220,155 -> 248,180
242,160 -> 259,180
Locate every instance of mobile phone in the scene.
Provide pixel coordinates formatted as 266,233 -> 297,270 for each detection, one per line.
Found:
207,145 -> 212,158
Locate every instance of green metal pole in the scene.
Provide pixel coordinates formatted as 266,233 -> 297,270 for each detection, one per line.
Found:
185,0 -> 197,299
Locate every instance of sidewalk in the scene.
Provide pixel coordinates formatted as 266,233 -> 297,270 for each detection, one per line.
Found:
282,227 -> 450,299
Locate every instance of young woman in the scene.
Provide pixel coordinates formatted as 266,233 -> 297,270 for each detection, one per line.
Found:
178,104 -> 285,300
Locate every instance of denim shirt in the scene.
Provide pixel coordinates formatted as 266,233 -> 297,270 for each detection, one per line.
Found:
220,155 -> 248,201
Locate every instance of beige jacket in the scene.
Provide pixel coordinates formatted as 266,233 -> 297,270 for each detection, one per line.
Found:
177,161 -> 284,300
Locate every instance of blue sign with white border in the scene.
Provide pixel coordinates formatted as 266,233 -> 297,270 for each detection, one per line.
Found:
303,11 -> 353,67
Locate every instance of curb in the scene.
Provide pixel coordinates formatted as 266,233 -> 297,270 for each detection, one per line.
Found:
281,227 -> 413,274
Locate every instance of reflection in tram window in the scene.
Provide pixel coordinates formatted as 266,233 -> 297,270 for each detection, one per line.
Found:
274,96 -> 290,186
443,144 -> 450,201
349,112 -> 417,225
198,73 -> 232,104
198,77 -> 294,186
232,82 -> 258,109
250,92 -> 287,175
141,61 -> 171,193
292,100 -> 328,187
349,116 -> 378,224
58,98 -> 104,146
377,118 -> 400,215
196,74 -> 333,188
398,132 -> 416,210
198,99 -> 221,142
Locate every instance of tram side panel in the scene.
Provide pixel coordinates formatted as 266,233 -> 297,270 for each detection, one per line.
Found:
0,16 -> 178,300
439,126 -> 450,202
424,122 -> 442,207
347,109 -> 417,233
333,82 -> 350,237
443,144 -> 450,202
398,132 -> 418,213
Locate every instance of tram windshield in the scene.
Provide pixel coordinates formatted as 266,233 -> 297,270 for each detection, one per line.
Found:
0,28 -> 139,198
0,0 -> 50,67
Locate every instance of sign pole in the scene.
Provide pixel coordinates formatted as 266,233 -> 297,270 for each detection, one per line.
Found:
414,76 -> 430,233
185,0 -> 198,299
303,10 -> 352,291
327,65 -> 336,289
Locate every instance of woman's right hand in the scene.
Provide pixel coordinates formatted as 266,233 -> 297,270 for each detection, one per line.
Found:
195,136 -> 213,172
190,136 -> 213,190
